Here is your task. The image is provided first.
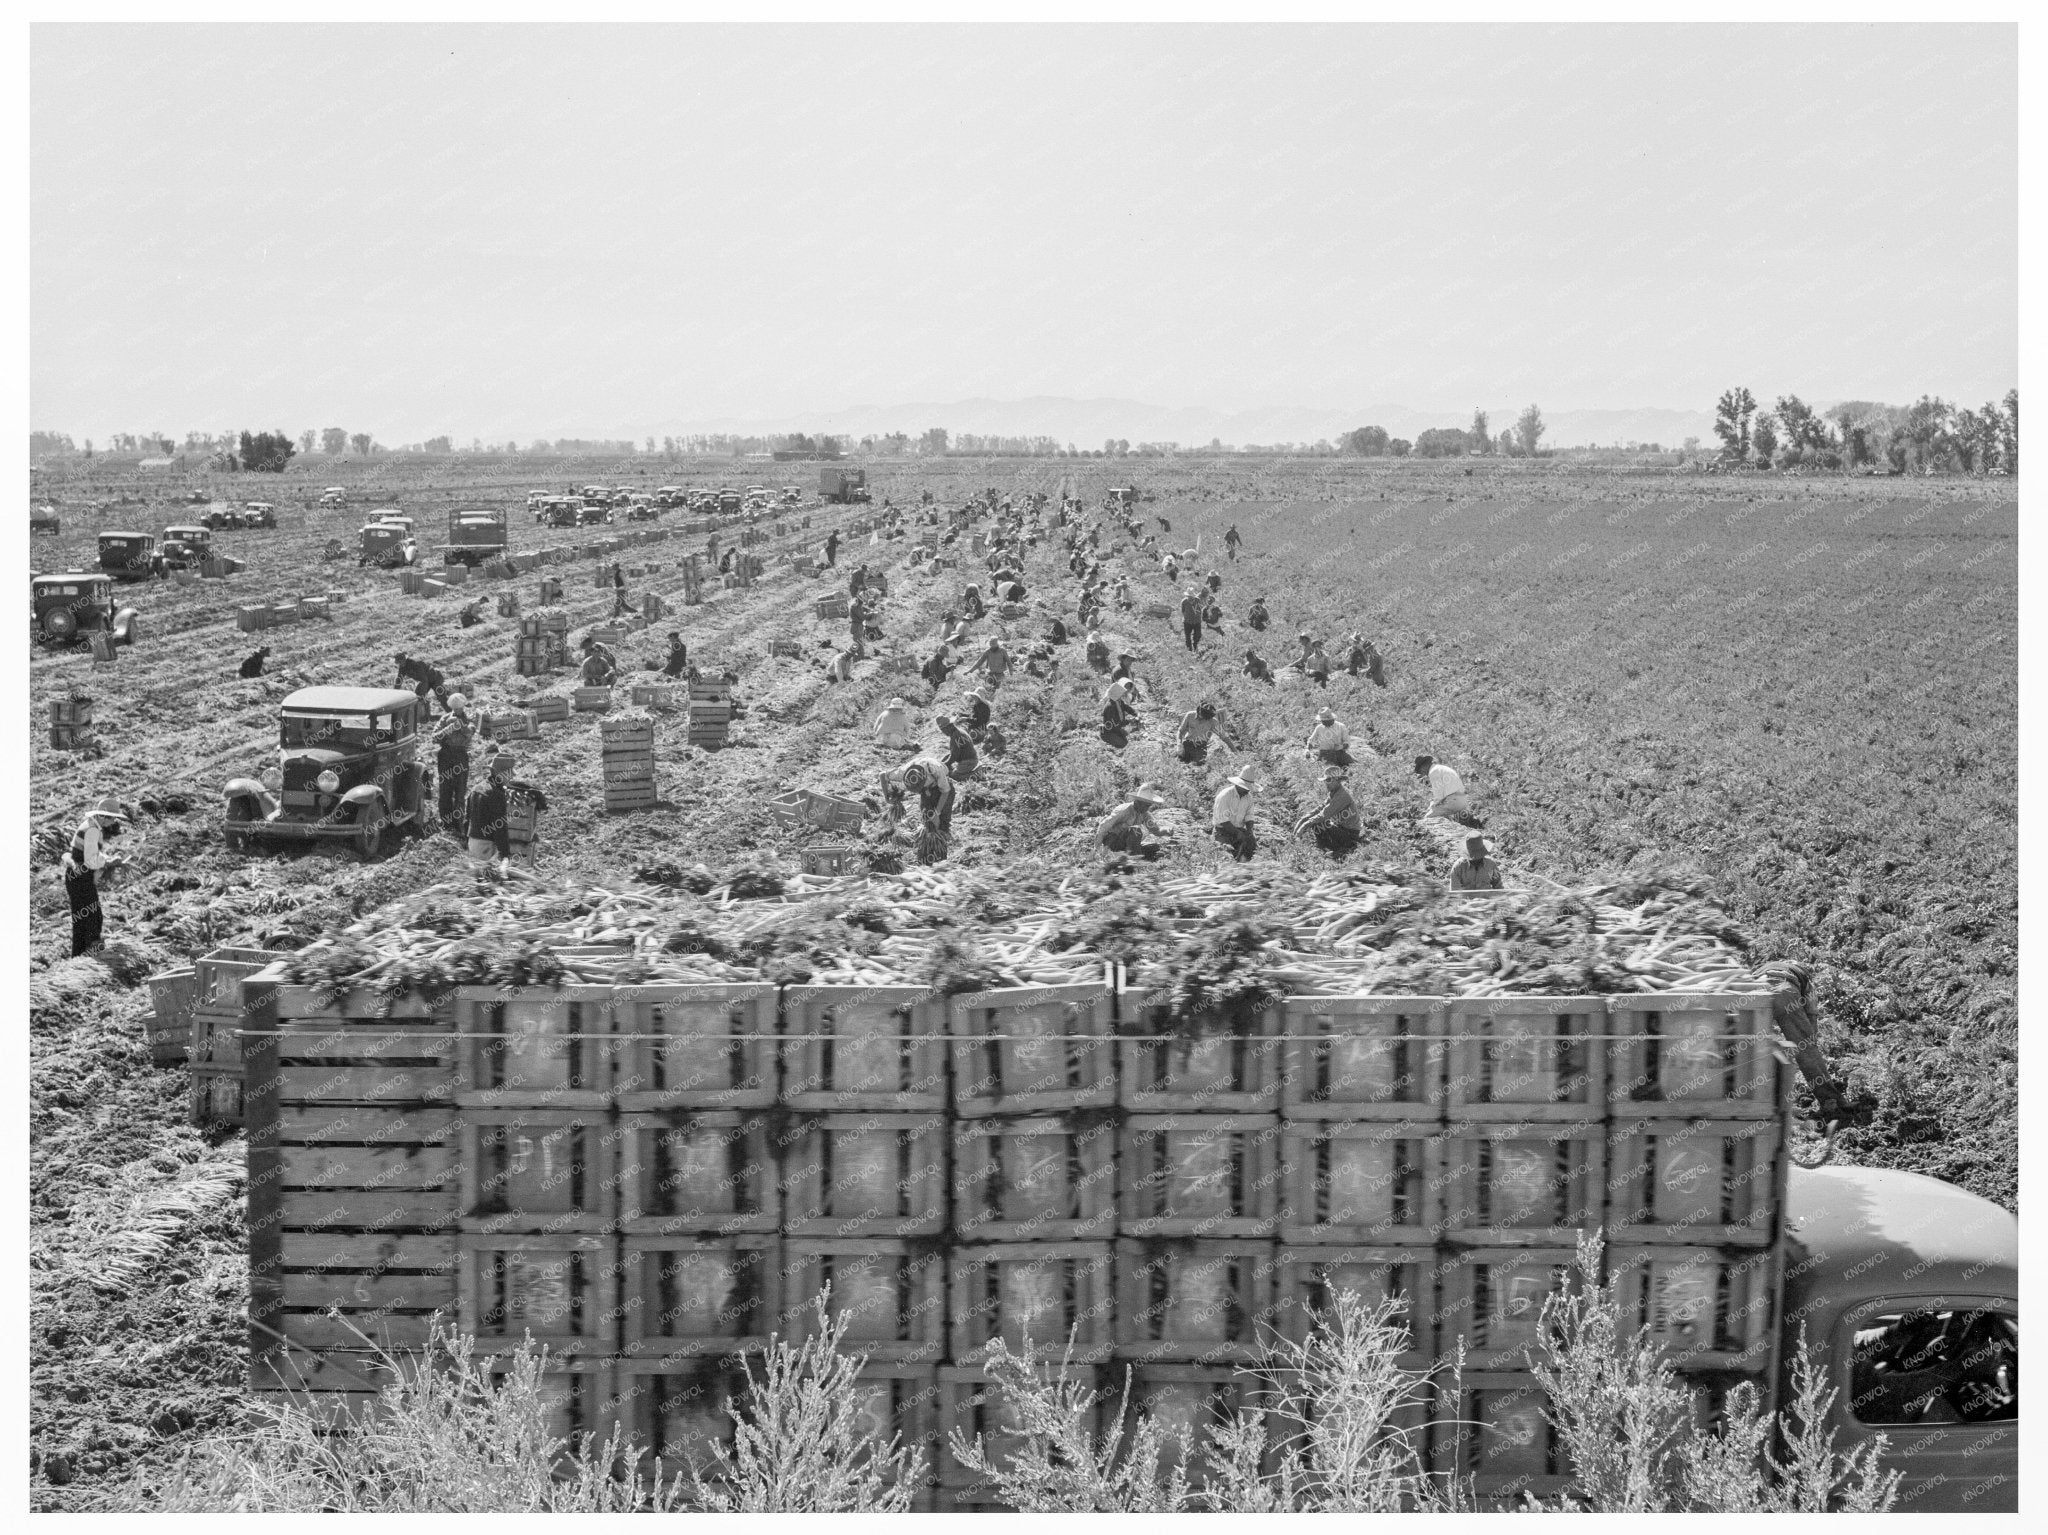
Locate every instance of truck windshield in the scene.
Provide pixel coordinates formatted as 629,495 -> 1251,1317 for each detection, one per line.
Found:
280,714 -> 391,750
1850,1308 -> 2017,1425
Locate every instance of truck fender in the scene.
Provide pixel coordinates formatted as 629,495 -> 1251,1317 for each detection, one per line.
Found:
112,608 -> 142,645
223,779 -> 277,818
338,785 -> 385,812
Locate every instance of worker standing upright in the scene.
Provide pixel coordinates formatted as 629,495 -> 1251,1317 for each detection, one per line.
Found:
435,694 -> 475,838
824,529 -> 840,568
611,561 -> 630,618
1180,588 -> 1204,652
63,797 -> 130,956
1224,524 -> 1242,561
464,754 -> 515,874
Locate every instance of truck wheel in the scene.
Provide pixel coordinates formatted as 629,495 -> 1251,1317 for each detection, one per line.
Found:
355,805 -> 387,860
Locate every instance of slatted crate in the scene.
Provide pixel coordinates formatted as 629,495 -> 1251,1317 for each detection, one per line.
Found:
1438,1119 -> 1605,1245
1606,1244 -> 1778,1371
849,1363 -> 942,1502
781,985 -> 947,1111
621,1234 -> 780,1357
937,1362 -> 1106,1486
1113,1239 -> 1278,1365
1606,994 -> 1783,1119
458,1233 -> 621,1356
781,1113 -> 948,1237
1125,1363 -> 1276,1486
1606,1118 -> 1783,1247
1435,1248 -> 1579,1369
144,965 -> 197,1066
452,985 -> 618,1108
1274,1246 -> 1439,1369
782,1239 -> 949,1364
616,1356 -> 749,1480
483,1358 -> 621,1469
1118,1115 -> 1283,1239
953,1115 -> 1119,1242
457,1108 -> 617,1234
1280,997 -> 1445,1120
190,1064 -> 244,1126
190,945 -> 287,1067
1443,998 -> 1606,1121
1278,1116 -> 1444,1245
950,983 -> 1116,1117
613,983 -> 776,1110
950,1243 -> 1117,1364
1430,1371 -> 1572,1506
1118,1002 -> 1281,1112
618,1110 -> 777,1235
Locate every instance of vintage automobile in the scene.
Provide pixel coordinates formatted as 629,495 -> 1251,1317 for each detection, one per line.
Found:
655,485 -> 684,507
160,522 -> 215,570
244,501 -> 278,529
204,503 -> 247,531
97,530 -> 163,582
32,572 -> 142,648
318,486 -> 348,507
359,520 -> 419,568
30,505 -> 61,535
221,686 -> 433,859
578,501 -> 614,527
542,496 -> 584,528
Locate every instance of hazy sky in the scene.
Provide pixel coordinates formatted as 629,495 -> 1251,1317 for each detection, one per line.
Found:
32,24 -> 2016,443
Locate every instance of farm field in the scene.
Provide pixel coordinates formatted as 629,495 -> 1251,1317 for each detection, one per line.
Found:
26,454 -> 2017,1508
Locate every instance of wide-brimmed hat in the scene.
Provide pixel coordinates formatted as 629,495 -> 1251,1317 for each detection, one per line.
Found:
1465,834 -> 1487,852
1318,708 -> 1336,723
448,693 -> 468,711
87,795 -> 128,822
1134,783 -> 1166,804
1226,773 -> 1255,792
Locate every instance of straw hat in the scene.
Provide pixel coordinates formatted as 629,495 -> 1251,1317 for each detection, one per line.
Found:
1133,783 -> 1166,804
1318,708 -> 1336,723
87,795 -> 129,822
1226,773 -> 1255,793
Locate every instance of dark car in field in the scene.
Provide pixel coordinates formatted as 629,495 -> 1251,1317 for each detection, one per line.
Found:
221,686 -> 433,859
31,572 -> 142,648
98,531 -> 163,582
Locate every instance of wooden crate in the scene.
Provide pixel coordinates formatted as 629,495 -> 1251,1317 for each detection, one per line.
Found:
1279,997 -> 1445,1120
1606,995 -> 1783,1119
1125,1364 -> 1278,1488
1114,1239 -> 1277,1365
1118,1002 -> 1281,1113
1443,998 -> 1606,1120
483,709 -> 538,742
236,603 -> 271,631
950,983 -> 1116,1117
1430,1371 -> 1571,1505
1438,1120 -> 1605,1245
532,696 -> 570,724
459,1233 -> 620,1356
452,986 -> 617,1109
629,683 -> 681,711
457,1109 -> 617,1234
953,1116 -> 1119,1242
936,1363 -> 1104,1489
622,1234 -> 780,1356
573,687 -> 612,712
603,785 -> 659,814
190,1063 -> 244,1126
781,985 -> 947,1111
1436,1249 -> 1580,1369
1273,1246 -> 1439,1368
781,1239 -> 949,1363
1278,1121 -> 1444,1245
613,1359 -> 747,1478
847,1364 -> 941,1502
780,1114 -> 947,1237
1606,1244 -> 1777,1371
1118,1115 -> 1283,1238
614,983 -> 776,1110
144,966 -> 197,1066
617,1110 -> 776,1235
798,845 -> 869,877
950,1243 -> 1117,1365
1606,1118 -> 1782,1247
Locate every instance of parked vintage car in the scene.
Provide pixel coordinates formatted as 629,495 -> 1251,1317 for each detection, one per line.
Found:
221,686 -> 434,859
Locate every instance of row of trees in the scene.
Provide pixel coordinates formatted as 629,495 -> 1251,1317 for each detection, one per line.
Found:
1342,406 -> 1548,460
1713,389 -> 2018,474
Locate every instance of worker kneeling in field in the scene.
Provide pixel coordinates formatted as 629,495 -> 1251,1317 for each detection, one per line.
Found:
1212,773 -> 1257,862
1098,784 -> 1166,859
1178,701 -> 1218,764
936,715 -> 979,780
1305,708 -> 1352,767
1415,753 -> 1479,825
1246,597 -> 1270,631
873,696 -> 915,750
1297,766 -> 1363,857
579,636 -> 618,687
464,754 -> 524,875
1449,834 -> 1503,890
1243,648 -> 1275,684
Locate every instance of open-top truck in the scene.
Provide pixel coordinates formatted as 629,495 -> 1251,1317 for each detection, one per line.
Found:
97,530 -> 163,582
820,465 -> 870,504
31,573 -> 142,649
220,686 -> 432,859
438,505 -> 509,567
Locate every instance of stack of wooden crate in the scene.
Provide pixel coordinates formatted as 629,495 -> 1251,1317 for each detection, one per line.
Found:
48,695 -> 95,751
515,614 -> 565,677
686,679 -> 732,748
186,946 -> 286,1126
600,716 -> 657,813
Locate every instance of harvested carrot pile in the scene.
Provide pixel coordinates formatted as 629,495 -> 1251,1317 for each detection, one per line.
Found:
273,859 -> 1765,1000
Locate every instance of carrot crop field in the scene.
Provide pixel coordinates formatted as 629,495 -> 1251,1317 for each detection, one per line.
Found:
26,452 -> 2016,1508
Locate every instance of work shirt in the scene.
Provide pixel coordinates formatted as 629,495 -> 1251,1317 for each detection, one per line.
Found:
1247,605 -> 1269,630
465,781 -> 512,858
1306,722 -> 1349,753
1180,712 -> 1215,744
1429,764 -> 1466,800
1450,857 -> 1503,890
1212,786 -> 1254,829
873,706 -> 914,747
663,644 -> 690,678
397,657 -> 446,693
1105,677 -> 1136,709
1315,784 -> 1363,832
1181,595 -> 1203,626
435,714 -> 473,768
1097,801 -> 1153,843
974,645 -> 1011,682
67,818 -> 110,873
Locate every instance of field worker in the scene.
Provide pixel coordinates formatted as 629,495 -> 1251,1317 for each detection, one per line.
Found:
435,694 -> 475,836
902,760 -> 954,864
1113,577 -> 1133,610
847,593 -> 871,658
850,563 -> 869,598
824,529 -> 840,568
1180,587 -> 1205,652
920,647 -> 953,689
1205,570 -> 1223,595
1360,636 -> 1386,687
936,715 -> 979,780
1761,960 -> 1849,1124
971,636 -> 1012,688
1043,608 -> 1070,645
1297,766 -> 1364,857
1212,773 -> 1257,861
1178,701 -> 1219,764
579,637 -> 617,687
1305,708 -> 1352,767
1163,552 -> 1180,584
963,689 -> 993,732
238,645 -> 271,679
611,561 -> 630,617
459,597 -> 486,628
1098,692 -> 1131,749
1157,514 -> 1173,534
962,582 -> 987,621
1303,637 -> 1332,688
1201,596 -> 1225,634
1243,648 -> 1275,684
1246,597 -> 1270,632
662,633 -> 690,678
825,647 -> 857,683
1224,524 -> 1243,560
394,651 -> 450,715
1450,834 -> 1504,890
982,719 -> 1008,756
463,754 -> 517,874
498,757 -> 550,866
997,577 -> 1027,603
1097,784 -> 1166,858
1415,754 -> 1477,823
873,696 -> 915,750
64,796 -> 130,956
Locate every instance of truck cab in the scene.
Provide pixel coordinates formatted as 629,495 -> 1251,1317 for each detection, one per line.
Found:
221,686 -> 431,859
1108,486 -> 1136,509
543,497 -> 583,528
359,520 -> 418,568
160,523 -> 214,569
440,506 -> 509,567
318,487 -> 348,507
97,531 -> 162,583
244,502 -> 278,529
31,573 -> 142,648
1783,1164 -> 2017,1511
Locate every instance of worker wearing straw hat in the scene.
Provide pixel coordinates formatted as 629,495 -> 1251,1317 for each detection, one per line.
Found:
1305,707 -> 1352,767
873,695 -> 915,750
1449,833 -> 1503,890
63,796 -> 131,956
1296,765 -> 1364,857
1097,783 -> 1167,859
1212,773 -> 1258,862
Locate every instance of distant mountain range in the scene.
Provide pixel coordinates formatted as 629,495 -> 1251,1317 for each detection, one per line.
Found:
634,397 -> 1718,451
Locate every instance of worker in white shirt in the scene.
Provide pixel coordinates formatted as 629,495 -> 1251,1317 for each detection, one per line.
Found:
1211,773 -> 1257,861
1304,708 -> 1352,768
64,796 -> 131,956
1415,754 -> 1478,823
873,696 -> 915,749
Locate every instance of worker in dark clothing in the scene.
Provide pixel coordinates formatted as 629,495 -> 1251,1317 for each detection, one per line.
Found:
962,690 -> 993,732
435,694 -> 474,837
824,530 -> 840,568
901,760 -> 955,865
394,652 -> 449,716
1243,649 -> 1275,684
1044,610 -> 1070,645
1246,598 -> 1270,631
1297,766 -> 1363,857
611,562 -> 630,617
64,797 -> 129,956
936,715 -> 979,780
1449,834 -> 1504,890
458,598 -> 485,628
497,756 -> 549,865
920,648 -> 953,689
1206,570 -> 1223,595
238,645 -> 271,679
662,633 -> 690,678
1224,525 -> 1242,561
850,564 -> 868,599
464,754 -> 515,873
1181,588 -> 1205,652
848,594 -> 870,658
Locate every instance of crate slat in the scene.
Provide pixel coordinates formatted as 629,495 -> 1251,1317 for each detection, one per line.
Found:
1279,997 -> 1445,1120
1443,999 -> 1607,1120
1438,1120 -> 1605,1245
281,1232 -> 457,1270
452,987 -> 617,1108
781,985 -> 946,1111
279,1191 -> 457,1230
281,1145 -> 453,1191
1118,1115 -> 1283,1238
953,1116 -> 1118,1242
458,1110 -> 618,1233
1278,1122 -> 1444,1245
1605,995 -> 1783,1119
950,984 -> 1115,1118
1118,1004 -> 1281,1112
621,1234 -> 780,1356
1436,1248 -> 1580,1369
950,1243 -> 1117,1365
614,984 -> 777,1111
1273,1246 -> 1439,1369
618,1111 -> 777,1235
1113,1239 -> 1277,1365
459,1233 -> 622,1355
782,1239 -> 948,1364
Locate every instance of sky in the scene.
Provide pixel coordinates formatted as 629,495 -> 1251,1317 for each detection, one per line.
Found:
31,23 -> 2017,445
